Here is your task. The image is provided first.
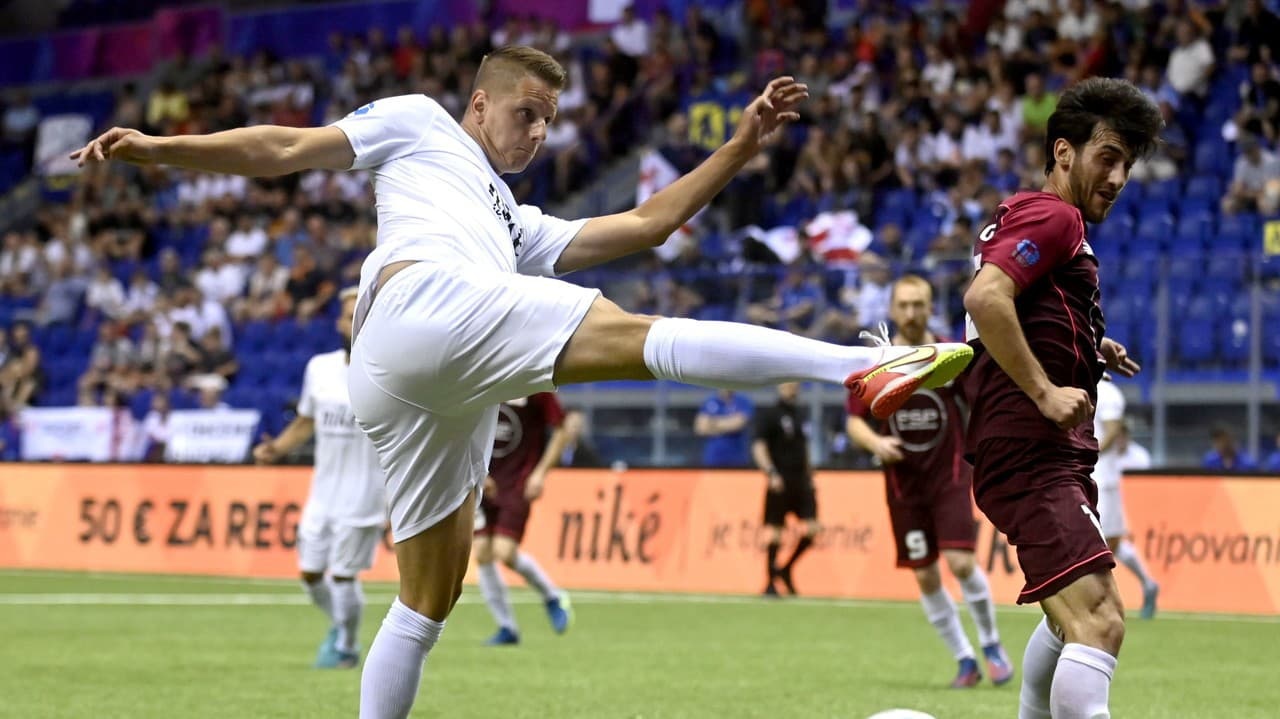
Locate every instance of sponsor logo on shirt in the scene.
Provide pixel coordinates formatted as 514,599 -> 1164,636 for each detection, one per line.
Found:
488,183 -> 525,255
1013,238 -> 1041,267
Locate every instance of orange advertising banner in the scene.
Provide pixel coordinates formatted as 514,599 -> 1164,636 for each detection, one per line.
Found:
1,464 -> 1277,615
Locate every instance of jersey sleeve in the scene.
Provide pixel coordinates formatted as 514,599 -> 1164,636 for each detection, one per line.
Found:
331,94 -> 443,170
1095,382 -> 1125,423
514,204 -> 587,277
980,197 -> 1083,290
537,393 -> 566,427
753,409 -> 775,442
295,358 -> 317,419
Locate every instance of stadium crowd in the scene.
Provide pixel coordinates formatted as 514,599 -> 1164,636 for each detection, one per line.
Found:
1,0 -> 1278,464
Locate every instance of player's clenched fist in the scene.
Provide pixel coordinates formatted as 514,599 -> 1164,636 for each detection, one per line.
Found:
70,127 -> 156,167
1035,385 -> 1093,429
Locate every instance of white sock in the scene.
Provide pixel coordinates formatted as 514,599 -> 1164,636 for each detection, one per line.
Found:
1114,540 -> 1156,590
642,317 -> 888,388
302,578 -> 334,622
1019,617 -> 1065,719
920,588 -> 975,661
513,551 -> 560,602
1051,643 -> 1117,719
959,567 -> 1000,647
477,562 -> 518,631
330,579 -> 365,653
359,598 -> 444,719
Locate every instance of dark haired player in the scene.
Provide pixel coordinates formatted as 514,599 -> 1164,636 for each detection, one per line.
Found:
963,77 -> 1163,719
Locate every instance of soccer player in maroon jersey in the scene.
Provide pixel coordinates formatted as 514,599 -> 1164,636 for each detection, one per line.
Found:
962,78 -> 1162,719
472,392 -> 573,645
846,275 -> 1013,689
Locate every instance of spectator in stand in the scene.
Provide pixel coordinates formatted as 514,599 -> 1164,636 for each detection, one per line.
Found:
35,258 -> 87,327
746,268 -> 822,335
1221,133 -> 1280,214
280,245 -> 335,320
121,267 -> 159,324
84,265 -> 127,323
611,5 -> 650,58
236,253 -> 290,322
1203,427 -> 1259,471
694,390 -> 754,467
191,326 -> 239,383
1166,19 -> 1215,104
0,322 -> 41,409
1020,73 -> 1058,136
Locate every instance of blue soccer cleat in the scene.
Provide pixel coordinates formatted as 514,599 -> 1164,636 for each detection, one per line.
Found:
983,643 -> 1015,686
316,646 -> 360,669
485,626 -> 520,646
950,657 -> 982,688
545,593 -> 573,634
1141,583 -> 1160,620
312,626 -> 338,667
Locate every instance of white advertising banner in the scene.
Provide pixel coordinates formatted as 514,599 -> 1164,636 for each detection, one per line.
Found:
164,409 -> 261,464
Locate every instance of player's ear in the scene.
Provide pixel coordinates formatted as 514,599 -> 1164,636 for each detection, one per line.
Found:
470,89 -> 488,124
1053,138 -> 1074,172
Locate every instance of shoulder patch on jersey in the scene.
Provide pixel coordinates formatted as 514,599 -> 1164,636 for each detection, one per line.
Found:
351,102 -> 375,116
1013,238 -> 1041,267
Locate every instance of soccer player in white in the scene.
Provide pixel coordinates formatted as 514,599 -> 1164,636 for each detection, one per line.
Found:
73,46 -> 973,718
253,287 -> 387,668
1093,377 -> 1159,618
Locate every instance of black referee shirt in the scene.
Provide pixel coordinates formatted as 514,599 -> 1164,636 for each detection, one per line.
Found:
754,400 -> 809,478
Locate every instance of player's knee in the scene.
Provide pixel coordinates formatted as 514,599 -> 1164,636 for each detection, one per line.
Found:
1060,592 -> 1126,655
301,571 -> 325,585
947,552 -> 976,579
914,564 -> 943,594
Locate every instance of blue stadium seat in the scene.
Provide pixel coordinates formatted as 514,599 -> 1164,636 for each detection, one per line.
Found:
1143,178 -> 1182,204
1206,255 -> 1244,281
1193,141 -> 1232,175
1220,319 -> 1252,365
1176,320 -> 1217,365
1263,321 -> 1280,367
1185,175 -> 1223,201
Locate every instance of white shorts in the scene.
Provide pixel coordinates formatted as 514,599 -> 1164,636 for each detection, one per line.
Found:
1096,484 -> 1127,539
297,517 -> 382,577
348,261 -> 599,543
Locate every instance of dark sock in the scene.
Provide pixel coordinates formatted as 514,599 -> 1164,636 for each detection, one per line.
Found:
784,535 -> 814,570
766,541 -> 780,579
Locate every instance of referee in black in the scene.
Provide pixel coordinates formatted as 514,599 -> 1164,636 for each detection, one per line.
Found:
752,382 -> 821,596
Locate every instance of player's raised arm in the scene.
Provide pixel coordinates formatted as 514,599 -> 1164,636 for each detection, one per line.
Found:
964,263 -> 1091,429
70,124 -> 355,177
554,76 -> 808,274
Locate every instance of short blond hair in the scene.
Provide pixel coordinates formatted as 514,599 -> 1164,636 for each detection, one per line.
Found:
474,45 -> 566,93
890,274 -> 933,304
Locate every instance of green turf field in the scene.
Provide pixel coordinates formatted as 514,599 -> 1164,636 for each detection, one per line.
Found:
1,570 -> 1275,718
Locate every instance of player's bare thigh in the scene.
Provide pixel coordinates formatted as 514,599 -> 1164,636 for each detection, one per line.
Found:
1040,570 -> 1125,656
553,295 -> 658,384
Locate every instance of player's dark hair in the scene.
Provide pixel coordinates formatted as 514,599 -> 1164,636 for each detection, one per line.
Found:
1043,77 -> 1163,176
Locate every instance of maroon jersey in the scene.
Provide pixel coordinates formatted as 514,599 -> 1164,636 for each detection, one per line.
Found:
489,393 -> 565,491
963,191 -> 1106,451
847,369 -> 968,500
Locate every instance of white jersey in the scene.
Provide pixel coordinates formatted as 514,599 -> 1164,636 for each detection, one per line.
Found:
1091,380 -> 1125,490
331,94 -> 587,300
297,350 -> 386,526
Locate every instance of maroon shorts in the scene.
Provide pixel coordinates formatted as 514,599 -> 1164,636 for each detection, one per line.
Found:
973,437 -> 1114,604
475,485 -> 532,543
887,475 -> 978,569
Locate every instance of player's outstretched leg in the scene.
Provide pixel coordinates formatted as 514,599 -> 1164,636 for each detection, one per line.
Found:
359,491 -> 475,719
776,520 -> 818,596
914,563 -> 979,688
300,572 -> 338,666
474,535 -> 520,645
554,300 -> 973,421
946,552 -> 1013,686
1042,571 -> 1124,719
1113,539 -> 1159,619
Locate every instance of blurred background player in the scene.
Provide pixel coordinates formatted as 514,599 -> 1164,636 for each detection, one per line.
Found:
1093,378 -> 1159,619
253,287 -> 386,669
753,381 -> 819,596
694,389 -> 753,467
473,392 -> 573,645
1116,424 -> 1152,473
846,276 -> 1013,689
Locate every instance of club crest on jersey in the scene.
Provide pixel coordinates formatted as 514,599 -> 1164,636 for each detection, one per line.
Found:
351,102 -> 375,116
488,183 -> 525,255
1013,238 -> 1040,267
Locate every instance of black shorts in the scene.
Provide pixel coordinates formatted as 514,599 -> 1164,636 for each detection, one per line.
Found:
764,476 -> 817,526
